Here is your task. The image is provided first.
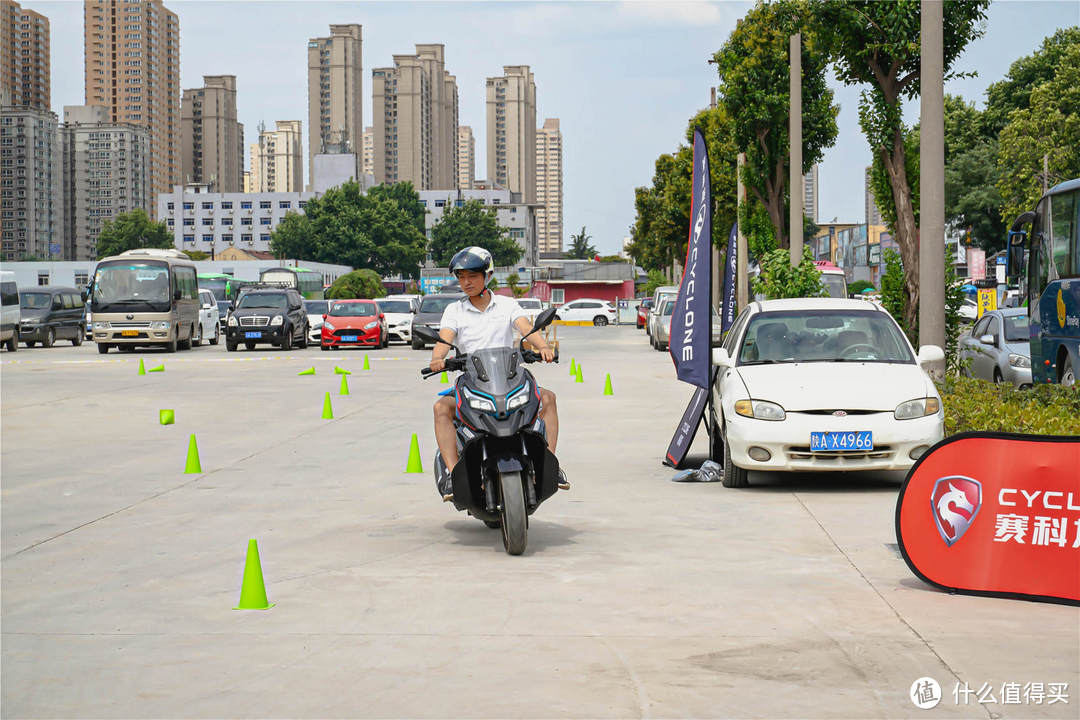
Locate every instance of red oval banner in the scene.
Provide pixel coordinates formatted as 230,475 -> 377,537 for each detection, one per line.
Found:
896,432 -> 1080,605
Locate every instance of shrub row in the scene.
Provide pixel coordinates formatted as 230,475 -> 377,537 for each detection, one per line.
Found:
936,375 -> 1080,436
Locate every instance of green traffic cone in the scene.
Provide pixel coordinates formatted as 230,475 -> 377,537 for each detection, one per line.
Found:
440,370 -> 449,383
363,353 -> 371,370
233,539 -> 274,610
340,374 -> 350,396
405,433 -> 423,473
298,367 -> 315,376
575,363 -> 584,383
569,358 -> 576,375
159,409 -> 175,425
148,363 -> 165,373
334,365 -> 351,375
138,359 -> 146,375
603,373 -> 613,396
184,434 -> 202,473
322,391 -> 333,419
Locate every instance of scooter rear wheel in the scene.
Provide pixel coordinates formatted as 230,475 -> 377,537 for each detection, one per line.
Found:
499,471 -> 527,555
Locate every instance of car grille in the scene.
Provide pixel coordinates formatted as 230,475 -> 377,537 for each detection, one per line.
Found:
786,445 -> 895,461
110,321 -> 151,328
239,316 -> 270,327
334,328 -> 372,337
796,409 -> 883,416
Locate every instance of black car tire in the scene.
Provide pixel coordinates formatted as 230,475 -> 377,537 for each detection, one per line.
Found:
709,415 -> 724,462
281,327 -> 293,351
192,322 -> 202,347
245,341 -> 256,350
97,342 -> 109,354
165,331 -> 178,353
1061,354 -> 1075,387
25,340 -> 35,348
210,324 -> 220,345
43,327 -> 55,348
593,316 -> 608,326
73,326 -> 83,346
178,325 -> 192,351
722,428 -> 749,488
6,331 -> 17,352
993,368 -> 1003,383
226,341 -> 237,352
298,324 -> 308,349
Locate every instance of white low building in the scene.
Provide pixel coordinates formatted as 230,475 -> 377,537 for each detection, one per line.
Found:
419,187 -> 540,267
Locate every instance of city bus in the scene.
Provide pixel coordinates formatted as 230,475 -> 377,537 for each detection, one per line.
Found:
197,273 -> 254,302
89,248 -> 199,354
1006,177 -> 1079,386
259,267 -> 325,299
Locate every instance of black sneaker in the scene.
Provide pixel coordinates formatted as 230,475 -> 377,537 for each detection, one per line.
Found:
558,468 -> 570,490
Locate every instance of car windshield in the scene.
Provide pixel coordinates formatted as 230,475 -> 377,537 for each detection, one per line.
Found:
237,293 -> 287,310
330,301 -> 377,317
1003,314 -> 1029,342
821,274 -> 847,298
419,296 -> 459,313
737,310 -> 914,365
20,292 -> 51,309
92,261 -> 171,308
518,299 -> 541,309
305,300 -> 329,315
377,300 -> 412,313
217,300 -> 231,311
660,300 -> 675,317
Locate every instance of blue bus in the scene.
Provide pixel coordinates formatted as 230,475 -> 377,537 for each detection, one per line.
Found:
1006,178 -> 1080,386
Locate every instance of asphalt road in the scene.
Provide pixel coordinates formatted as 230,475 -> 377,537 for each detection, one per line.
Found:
2,327 -> 1077,718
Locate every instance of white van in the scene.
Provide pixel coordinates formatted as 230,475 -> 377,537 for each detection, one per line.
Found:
647,285 -> 679,341
1,271 -> 19,351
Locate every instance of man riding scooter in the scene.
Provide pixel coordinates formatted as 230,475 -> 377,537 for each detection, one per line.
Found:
430,246 -> 568,500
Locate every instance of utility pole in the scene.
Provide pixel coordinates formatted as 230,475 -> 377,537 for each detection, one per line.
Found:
919,0 -> 946,373
737,152 -> 748,309
789,32 -> 803,267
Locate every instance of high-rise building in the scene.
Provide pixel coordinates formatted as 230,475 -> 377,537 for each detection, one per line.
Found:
84,0 -> 180,200
536,118 -> 562,253
486,65 -> 536,203
60,105 -> 151,260
457,125 -> 474,190
2,0 -> 50,110
249,120 -> 302,193
362,125 -> 374,177
371,44 -> 458,190
306,24 -> 362,188
864,165 -> 884,226
181,75 -> 243,192
1,102 -> 60,260
803,164 -> 818,224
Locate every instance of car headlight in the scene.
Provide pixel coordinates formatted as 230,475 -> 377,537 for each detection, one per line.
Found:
270,315 -> 284,326
94,321 -> 110,329
894,397 -> 941,420
1008,353 -> 1031,368
734,399 -> 786,421
462,387 -> 496,413
324,321 -> 335,331
227,315 -> 238,326
150,321 -> 170,330
363,321 -> 379,330
311,321 -> 322,330
507,381 -> 531,410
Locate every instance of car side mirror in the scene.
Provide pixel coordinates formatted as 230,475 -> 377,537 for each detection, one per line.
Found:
979,334 -> 996,346
81,288 -> 89,302
917,345 -> 945,368
322,314 -> 327,320
1007,230 -> 1027,278
711,347 -> 732,368
379,313 -> 384,319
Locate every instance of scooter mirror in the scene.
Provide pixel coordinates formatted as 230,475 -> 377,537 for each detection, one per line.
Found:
531,307 -> 557,333
413,325 -> 442,344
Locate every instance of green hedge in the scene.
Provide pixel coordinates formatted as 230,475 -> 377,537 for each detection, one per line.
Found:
937,375 -> 1080,436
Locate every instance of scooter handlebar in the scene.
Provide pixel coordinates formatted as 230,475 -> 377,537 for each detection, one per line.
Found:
420,356 -> 467,377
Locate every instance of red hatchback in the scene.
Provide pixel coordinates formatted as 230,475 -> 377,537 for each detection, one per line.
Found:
320,299 -> 388,350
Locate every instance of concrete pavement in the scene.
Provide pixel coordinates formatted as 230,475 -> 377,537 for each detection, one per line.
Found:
2,327 -> 1077,718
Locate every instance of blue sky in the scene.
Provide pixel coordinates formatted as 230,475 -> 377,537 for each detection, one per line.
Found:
28,0 -> 1080,254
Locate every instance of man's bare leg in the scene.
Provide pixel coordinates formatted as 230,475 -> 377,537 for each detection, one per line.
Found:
434,396 -> 459,470
539,388 -> 559,453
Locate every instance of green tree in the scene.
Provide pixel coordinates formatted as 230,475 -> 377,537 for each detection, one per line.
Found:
183,250 -> 210,261
879,249 -> 907,335
367,181 -> 426,236
713,0 -> 838,249
326,269 -> 387,299
269,180 -> 426,278
752,245 -> 826,299
816,0 -> 989,333
644,269 -> 667,297
96,209 -> 173,259
848,280 -> 875,295
505,272 -> 528,298
428,199 -> 523,267
567,226 -> 597,259
996,42 -> 1080,223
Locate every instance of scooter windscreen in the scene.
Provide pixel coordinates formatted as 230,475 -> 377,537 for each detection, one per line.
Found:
455,346 -> 540,437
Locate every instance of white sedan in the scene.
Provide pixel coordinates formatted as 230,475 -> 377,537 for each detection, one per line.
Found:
554,298 -> 617,326
195,290 -> 220,346
709,298 -> 945,487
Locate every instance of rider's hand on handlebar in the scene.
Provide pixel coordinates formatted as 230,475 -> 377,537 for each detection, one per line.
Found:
539,347 -> 555,363
429,357 -> 446,373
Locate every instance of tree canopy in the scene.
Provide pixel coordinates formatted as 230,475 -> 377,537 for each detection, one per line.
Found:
269,180 -> 426,278
428,199 -> 523,267
326,269 -> 387,299
96,209 -> 173,259
713,0 -> 838,249
566,226 -> 597,259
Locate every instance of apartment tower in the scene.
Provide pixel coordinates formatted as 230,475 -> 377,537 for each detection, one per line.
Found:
181,74 -> 243,192
307,24 -> 362,188
536,118 -> 562,253
84,0 -> 180,199
2,0 -> 50,109
371,44 -> 458,189
486,65 -> 536,203
361,126 -> 374,177
457,125 -> 474,190
803,164 -> 818,223
61,105 -> 151,260
249,119 -> 302,193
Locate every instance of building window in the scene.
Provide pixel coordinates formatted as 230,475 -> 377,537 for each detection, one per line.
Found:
241,217 -> 252,226
241,233 -> 252,243
260,234 -> 270,243
278,200 -> 291,209
37,271 -> 49,286
259,200 -> 271,209
182,201 -> 193,210
435,199 -> 445,208
298,200 -> 307,209
220,201 -> 233,209
240,201 -> 252,209
167,218 -> 174,226
166,201 -> 174,210
202,234 -> 214,243
183,218 -> 194,226
455,200 -> 464,207
75,272 -> 89,287
259,217 -> 271,225
201,217 -> 213,226
222,234 -> 233,242
221,217 -> 232,225
551,288 -> 565,304
201,201 -> 213,210
183,234 -> 194,243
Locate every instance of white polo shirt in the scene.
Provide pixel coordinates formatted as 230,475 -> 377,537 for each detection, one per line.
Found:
440,293 -> 527,354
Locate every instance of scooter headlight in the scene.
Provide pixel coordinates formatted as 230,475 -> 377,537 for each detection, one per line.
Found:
462,387 -> 496,413
507,381 -> 531,410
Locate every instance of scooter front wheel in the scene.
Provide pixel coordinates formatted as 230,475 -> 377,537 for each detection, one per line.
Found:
499,471 -> 527,555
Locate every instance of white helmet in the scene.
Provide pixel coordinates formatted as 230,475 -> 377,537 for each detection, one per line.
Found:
449,246 -> 494,281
